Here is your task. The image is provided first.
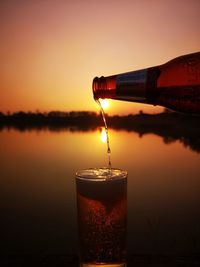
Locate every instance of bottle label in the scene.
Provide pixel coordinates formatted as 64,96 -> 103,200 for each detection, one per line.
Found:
116,69 -> 147,102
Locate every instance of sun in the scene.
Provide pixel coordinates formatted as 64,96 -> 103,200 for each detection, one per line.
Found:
99,99 -> 109,109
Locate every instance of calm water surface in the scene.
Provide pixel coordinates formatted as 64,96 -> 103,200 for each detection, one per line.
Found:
1,127 -> 200,256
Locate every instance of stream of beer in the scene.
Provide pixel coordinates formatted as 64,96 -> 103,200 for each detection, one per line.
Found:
96,99 -> 112,170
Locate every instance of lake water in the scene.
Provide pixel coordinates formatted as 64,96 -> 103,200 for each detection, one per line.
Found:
1,125 -> 200,258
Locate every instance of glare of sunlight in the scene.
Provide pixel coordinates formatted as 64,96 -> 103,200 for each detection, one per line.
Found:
100,127 -> 107,143
99,99 -> 109,109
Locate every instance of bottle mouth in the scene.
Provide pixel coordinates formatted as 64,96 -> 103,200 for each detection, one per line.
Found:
92,77 -> 99,100
92,76 -> 107,100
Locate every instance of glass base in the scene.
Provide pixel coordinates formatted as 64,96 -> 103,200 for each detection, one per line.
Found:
80,263 -> 126,267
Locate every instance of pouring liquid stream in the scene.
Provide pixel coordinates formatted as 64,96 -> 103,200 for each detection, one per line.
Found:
96,99 -> 112,170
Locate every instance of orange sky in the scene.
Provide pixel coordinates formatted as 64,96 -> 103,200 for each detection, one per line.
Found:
0,0 -> 200,115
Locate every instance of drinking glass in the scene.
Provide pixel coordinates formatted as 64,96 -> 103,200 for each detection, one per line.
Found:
75,168 -> 127,267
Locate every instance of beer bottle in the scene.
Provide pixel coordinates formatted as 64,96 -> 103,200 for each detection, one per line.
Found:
93,52 -> 200,114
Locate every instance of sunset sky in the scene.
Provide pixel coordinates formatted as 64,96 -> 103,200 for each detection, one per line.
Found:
1,0 -> 200,115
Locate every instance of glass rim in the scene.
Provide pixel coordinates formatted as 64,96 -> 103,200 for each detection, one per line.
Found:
75,167 -> 128,182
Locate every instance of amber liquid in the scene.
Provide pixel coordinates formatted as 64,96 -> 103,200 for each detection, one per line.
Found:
76,170 -> 127,266
96,99 -> 112,169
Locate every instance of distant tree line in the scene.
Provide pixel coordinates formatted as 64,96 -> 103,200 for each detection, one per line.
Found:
0,111 -> 103,130
0,110 -> 200,152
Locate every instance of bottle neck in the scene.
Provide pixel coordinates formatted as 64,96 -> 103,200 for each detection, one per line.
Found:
92,70 -> 147,103
115,69 -> 148,103
93,67 -> 160,104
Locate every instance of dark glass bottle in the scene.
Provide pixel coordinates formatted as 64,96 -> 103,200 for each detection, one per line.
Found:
93,52 -> 200,114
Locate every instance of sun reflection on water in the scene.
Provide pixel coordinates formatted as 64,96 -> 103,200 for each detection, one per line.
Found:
100,127 -> 107,143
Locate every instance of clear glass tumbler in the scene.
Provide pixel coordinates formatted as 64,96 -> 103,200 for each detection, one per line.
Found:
75,168 -> 127,267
